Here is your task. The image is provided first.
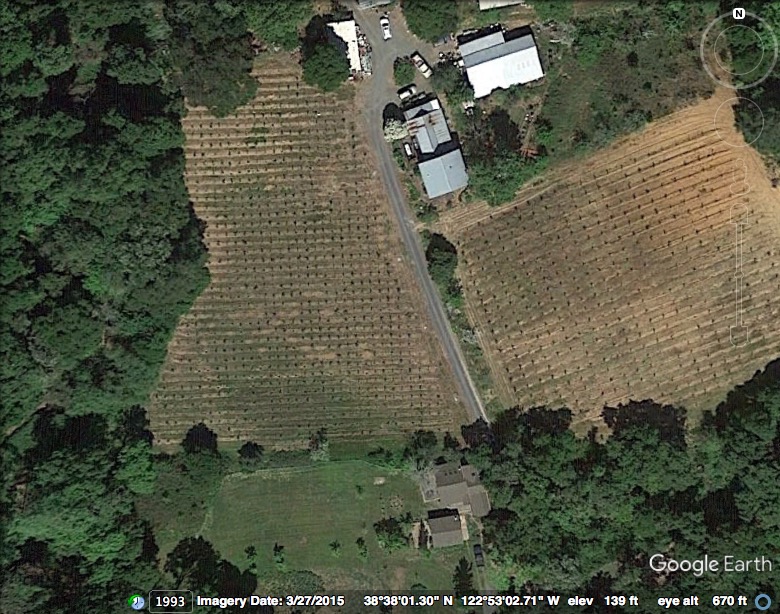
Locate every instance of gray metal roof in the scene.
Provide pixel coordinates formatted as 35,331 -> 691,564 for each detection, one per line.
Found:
462,32 -> 538,69
404,99 -> 452,155
478,0 -> 525,9
459,31 -> 506,57
357,0 -> 392,8
418,150 -> 469,199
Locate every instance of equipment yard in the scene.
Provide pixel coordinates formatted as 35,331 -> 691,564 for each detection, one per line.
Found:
435,88 -> 780,429
150,56 -> 466,448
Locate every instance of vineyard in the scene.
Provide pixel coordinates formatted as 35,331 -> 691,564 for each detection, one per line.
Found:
437,89 -> 780,429
150,56 -> 464,448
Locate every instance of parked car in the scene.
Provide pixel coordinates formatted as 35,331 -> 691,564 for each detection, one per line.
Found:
403,142 -> 414,158
410,52 -> 432,78
433,33 -> 452,47
473,543 -> 485,567
398,84 -> 417,101
380,16 -> 391,40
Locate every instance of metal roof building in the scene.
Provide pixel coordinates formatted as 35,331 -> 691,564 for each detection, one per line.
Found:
326,19 -> 361,73
403,98 -> 469,199
478,0 -> 526,9
404,99 -> 451,155
418,151 -> 469,199
459,26 -> 544,98
357,0 -> 392,8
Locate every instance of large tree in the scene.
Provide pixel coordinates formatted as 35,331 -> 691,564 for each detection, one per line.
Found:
401,0 -> 458,43
302,41 -> 350,92
166,0 -> 258,116
242,0 -> 313,51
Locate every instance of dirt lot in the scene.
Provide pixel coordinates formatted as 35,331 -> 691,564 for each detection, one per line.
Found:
436,87 -> 780,430
149,55 -> 465,448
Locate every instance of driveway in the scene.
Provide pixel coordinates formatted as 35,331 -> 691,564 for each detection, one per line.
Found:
348,3 -> 489,426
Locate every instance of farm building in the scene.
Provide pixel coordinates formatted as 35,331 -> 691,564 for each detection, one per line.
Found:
422,462 -> 492,517
424,509 -> 466,548
479,0 -> 526,9
458,25 -> 544,98
326,19 -> 362,73
403,98 -> 468,198
357,0 -> 392,8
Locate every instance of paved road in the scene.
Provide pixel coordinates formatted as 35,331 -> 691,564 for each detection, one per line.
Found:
350,5 -> 489,425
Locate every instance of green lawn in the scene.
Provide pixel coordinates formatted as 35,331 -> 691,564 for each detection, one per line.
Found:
203,460 -> 469,591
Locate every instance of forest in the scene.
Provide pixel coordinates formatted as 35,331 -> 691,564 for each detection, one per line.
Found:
0,0 -> 255,611
465,359 -> 780,612
720,0 -> 780,164
2,0 -> 779,611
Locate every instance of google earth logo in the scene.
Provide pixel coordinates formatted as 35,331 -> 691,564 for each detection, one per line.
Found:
128,594 -> 145,610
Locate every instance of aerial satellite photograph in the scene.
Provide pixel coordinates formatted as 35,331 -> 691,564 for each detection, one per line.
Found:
1,0 -> 778,612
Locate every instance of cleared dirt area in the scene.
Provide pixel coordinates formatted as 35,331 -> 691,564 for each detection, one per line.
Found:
437,88 -> 780,429
149,55 -> 465,448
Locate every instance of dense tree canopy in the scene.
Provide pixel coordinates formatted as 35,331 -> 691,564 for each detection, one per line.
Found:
431,61 -> 474,106
0,0 -> 257,610
401,0 -> 459,43
720,0 -> 780,163
242,0 -> 314,51
166,0 -> 258,116
466,359 -> 780,602
302,40 -> 350,92
425,233 -> 461,303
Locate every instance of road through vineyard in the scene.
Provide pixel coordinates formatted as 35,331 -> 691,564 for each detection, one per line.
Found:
436,87 -> 780,430
150,56 -> 465,448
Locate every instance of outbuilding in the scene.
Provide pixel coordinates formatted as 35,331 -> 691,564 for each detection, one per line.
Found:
403,97 -> 469,198
326,19 -> 362,73
459,25 -> 544,98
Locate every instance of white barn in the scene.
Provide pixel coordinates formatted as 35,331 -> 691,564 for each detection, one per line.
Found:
459,27 -> 544,98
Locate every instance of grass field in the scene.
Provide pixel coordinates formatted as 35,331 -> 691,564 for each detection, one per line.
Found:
435,87 -> 780,430
202,461 -> 468,591
480,2 -> 715,166
149,55 -> 465,448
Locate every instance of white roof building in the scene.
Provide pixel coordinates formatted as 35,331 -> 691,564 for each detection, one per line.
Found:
327,19 -> 361,73
478,0 -> 526,9
459,27 -> 544,98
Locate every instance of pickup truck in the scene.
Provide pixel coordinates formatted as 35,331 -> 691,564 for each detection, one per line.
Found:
410,52 -> 432,79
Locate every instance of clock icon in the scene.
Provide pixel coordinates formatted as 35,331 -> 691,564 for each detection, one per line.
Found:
128,594 -> 146,610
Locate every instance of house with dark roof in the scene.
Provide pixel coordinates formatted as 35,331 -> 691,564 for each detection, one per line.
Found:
424,509 -> 466,548
403,97 -> 468,199
422,462 -> 492,518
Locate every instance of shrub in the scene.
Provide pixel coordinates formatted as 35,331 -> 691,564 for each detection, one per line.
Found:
394,57 -> 416,85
